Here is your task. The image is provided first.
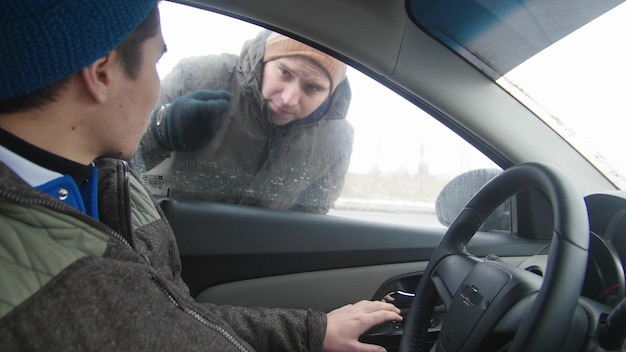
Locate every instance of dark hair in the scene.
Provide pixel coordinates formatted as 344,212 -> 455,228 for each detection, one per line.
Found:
116,5 -> 161,80
0,5 -> 160,114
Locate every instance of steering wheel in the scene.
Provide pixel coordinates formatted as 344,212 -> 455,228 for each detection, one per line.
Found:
399,162 -> 589,352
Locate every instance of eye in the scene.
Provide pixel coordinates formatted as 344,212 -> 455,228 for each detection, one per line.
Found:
306,84 -> 322,93
279,66 -> 292,79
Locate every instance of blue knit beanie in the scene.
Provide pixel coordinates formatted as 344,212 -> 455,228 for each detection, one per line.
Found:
0,0 -> 159,101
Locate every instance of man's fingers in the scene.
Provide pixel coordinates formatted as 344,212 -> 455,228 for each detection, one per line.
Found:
351,300 -> 401,314
352,342 -> 388,352
324,300 -> 403,352
191,89 -> 232,102
201,99 -> 231,115
359,307 -> 402,329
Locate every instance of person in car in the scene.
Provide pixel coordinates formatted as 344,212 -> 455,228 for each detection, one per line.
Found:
0,1 -> 401,351
132,30 -> 353,214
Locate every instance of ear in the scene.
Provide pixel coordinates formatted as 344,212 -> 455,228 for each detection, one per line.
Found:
80,51 -> 117,104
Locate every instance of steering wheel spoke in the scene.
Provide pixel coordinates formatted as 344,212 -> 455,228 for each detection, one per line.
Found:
430,255 -> 478,308
435,258 -> 543,352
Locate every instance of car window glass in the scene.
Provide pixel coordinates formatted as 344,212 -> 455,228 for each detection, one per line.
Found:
141,1 -> 502,229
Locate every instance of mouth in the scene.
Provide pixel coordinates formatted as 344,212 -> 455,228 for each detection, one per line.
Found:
269,101 -> 294,116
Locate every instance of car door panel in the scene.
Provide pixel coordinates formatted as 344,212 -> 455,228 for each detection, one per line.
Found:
196,262 -> 427,312
195,256 -> 533,312
160,198 -> 550,310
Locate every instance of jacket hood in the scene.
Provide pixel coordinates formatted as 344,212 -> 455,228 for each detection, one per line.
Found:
237,30 -> 270,103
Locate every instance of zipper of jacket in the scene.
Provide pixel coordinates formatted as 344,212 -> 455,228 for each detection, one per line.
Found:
121,161 -> 249,352
1,173 -> 249,351
120,161 -> 248,352
140,254 -> 250,352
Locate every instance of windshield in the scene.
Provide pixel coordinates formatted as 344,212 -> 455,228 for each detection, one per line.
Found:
497,2 -> 626,189
408,0 -> 626,189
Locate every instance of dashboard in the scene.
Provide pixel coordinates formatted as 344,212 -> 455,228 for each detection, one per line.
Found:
583,191 -> 626,308
361,191 -> 626,351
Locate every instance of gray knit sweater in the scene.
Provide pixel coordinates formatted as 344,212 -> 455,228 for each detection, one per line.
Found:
133,30 -> 353,214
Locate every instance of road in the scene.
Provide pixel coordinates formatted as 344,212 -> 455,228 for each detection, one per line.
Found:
329,201 -> 445,228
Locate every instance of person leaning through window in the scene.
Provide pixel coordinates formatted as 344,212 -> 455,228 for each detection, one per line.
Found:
0,1 -> 401,351
133,30 -> 353,214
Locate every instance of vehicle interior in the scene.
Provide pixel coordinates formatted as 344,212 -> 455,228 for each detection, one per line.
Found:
148,0 -> 626,351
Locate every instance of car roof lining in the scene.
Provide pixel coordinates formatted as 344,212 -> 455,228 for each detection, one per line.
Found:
180,0 -> 406,77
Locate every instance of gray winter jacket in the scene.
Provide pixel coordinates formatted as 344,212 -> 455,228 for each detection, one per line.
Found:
0,158 -> 326,351
133,30 -> 353,214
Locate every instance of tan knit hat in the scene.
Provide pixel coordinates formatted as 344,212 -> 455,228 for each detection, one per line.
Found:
264,32 -> 347,94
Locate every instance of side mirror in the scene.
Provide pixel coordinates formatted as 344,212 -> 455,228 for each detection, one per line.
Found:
435,168 -> 510,231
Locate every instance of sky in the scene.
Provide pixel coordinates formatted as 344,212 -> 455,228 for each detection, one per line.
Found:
156,2 -> 499,178
499,2 -> 626,187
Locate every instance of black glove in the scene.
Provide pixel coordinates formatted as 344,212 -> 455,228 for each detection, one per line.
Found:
151,90 -> 232,152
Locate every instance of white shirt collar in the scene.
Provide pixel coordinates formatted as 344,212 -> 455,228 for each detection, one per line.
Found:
0,144 -> 63,187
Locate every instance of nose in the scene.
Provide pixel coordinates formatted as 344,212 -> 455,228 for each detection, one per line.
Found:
280,82 -> 300,107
